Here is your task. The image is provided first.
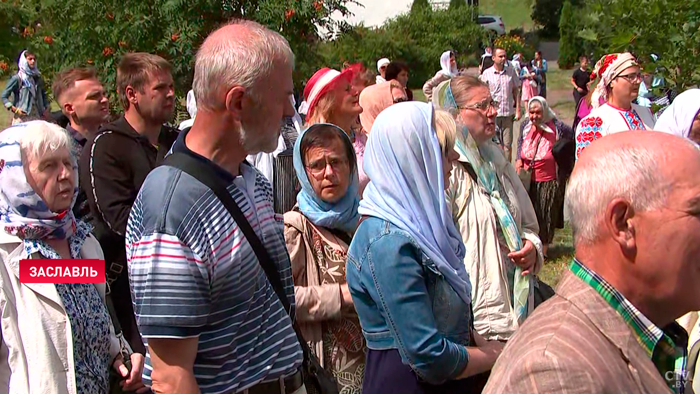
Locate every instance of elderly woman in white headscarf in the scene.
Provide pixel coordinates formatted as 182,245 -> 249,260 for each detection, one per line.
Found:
0,121 -> 145,394
656,89 -> 700,144
575,52 -> 656,159
515,96 -> 573,257
2,50 -> 50,124
432,77 -> 544,343
422,50 -> 459,101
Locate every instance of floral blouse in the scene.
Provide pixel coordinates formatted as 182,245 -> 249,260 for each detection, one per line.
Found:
25,222 -> 112,394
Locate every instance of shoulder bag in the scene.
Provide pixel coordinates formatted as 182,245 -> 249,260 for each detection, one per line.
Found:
163,153 -> 339,394
517,131 -> 545,193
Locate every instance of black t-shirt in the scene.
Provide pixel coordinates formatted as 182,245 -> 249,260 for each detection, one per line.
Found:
573,68 -> 591,92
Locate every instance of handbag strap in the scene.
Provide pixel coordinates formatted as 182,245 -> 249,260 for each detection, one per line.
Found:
526,129 -> 546,167
162,153 -> 313,359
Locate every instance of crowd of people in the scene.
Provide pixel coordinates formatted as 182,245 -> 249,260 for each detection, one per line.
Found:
1,18 -> 700,394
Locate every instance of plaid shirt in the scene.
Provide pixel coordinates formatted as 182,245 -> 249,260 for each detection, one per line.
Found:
570,259 -> 688,393
479,64 -> 521,117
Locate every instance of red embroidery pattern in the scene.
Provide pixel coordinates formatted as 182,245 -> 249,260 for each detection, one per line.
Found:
576,116 -> 604,158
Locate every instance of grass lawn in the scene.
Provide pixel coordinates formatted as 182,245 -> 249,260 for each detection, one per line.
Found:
479,0 -> 535,32
539,224 -> 574,288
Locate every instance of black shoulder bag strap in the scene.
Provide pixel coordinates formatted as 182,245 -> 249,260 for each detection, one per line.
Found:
162,153 -> 293,315
163,153 -> 339,393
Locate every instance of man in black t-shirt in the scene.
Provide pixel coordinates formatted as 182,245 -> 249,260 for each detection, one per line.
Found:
571,55 -> 592,106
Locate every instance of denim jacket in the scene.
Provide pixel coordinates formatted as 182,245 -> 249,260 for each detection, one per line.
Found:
1,74 -> 49,115
346,216 -> 473,385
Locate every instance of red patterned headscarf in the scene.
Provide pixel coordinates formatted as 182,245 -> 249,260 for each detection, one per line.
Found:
590,52 -> 638,109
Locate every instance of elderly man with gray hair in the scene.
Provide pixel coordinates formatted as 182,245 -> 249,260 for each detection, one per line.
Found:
483,131 -> 700,394
126,20 -> 305,394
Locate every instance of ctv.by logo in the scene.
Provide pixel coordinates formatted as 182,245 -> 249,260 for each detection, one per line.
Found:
665,370 -> 692,388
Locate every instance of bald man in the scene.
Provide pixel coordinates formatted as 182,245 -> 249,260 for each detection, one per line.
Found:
483,132 -> 700,394
126,20 -> 304,394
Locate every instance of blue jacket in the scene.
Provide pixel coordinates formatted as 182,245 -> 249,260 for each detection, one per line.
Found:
346,216 -> 472,385
2,74 -> 49,115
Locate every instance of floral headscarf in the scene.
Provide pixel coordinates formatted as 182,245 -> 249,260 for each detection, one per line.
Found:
0,122 -> 81,246
590,52 -> 638,109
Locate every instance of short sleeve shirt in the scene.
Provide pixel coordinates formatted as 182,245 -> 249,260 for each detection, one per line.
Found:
126,130 -> 303,393
480,65 -> 522,116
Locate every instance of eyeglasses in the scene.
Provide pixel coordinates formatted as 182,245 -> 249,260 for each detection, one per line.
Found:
460,99 -> 499,112
305,158 -> 349,176
617,72 -> 643,83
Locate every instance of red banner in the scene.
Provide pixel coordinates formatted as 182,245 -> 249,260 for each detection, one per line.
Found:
19,259 -> 105,284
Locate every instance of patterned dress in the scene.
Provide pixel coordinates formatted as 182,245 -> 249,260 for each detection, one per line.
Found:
575,103 -> 656,159
25,223 -> 112,394
308,226 -> 366,394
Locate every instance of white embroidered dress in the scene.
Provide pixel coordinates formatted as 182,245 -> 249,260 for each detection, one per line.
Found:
575,103 -> 655,159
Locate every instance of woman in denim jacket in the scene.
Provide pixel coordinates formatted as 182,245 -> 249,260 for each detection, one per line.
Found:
347,102 -> 504,394
1,50 -> 49,124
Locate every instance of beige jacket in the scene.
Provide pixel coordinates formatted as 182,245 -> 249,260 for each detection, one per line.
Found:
284,210 -> 346,367
447,142 -> 543,341
483,271 -> 690,394
0,230 -> 121,394
422,72 -> 451,101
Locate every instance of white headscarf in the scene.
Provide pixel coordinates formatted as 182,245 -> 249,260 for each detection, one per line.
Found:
359,101 -> 472,305
186,90 -> 197,118
179,90 -> 197,130
17,50 -> 39,96
527,96 -> 557,134
440,50 -> 458,78
656,89 -> 700,139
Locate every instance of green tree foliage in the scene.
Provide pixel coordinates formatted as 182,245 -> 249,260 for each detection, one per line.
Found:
0,1 -> 35,76
318,7 -> 487,89
18,0 -> 358,117
576,0 -> 700,90
557,0 -> 580,69
411,0 -> 432,14
449,0 -> 466,10
531,0 -> 581,38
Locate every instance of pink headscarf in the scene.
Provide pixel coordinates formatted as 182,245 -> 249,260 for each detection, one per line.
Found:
590,52 -> 638,109
359,81 -> 395,133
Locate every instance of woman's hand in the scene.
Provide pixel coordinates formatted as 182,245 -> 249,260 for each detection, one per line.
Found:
113,353 -> 150,393
515,159 -> 523,170
508,240 -> 537,275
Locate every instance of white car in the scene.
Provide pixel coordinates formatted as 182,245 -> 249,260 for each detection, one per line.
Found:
478,15 -> 506,36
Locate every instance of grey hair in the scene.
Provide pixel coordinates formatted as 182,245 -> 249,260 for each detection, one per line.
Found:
565,145 -> 670,245
193,19 -> 295,111
18,121 -> 72,161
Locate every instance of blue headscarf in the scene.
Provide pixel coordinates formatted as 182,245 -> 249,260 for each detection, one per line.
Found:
359,101 -> 472,305
293,123 -> 360,233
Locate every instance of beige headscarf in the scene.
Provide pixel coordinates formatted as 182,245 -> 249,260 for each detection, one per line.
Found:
359,81 -> 395,132
590,52 -> 638,109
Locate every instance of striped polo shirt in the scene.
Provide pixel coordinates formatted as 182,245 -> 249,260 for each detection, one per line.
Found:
126,132 -> 303,393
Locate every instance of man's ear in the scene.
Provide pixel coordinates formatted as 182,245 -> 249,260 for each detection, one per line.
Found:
224,86 -> 246,121
62,102 -> 74,117
605,198 -> 637,257
125,86 -> 138,105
